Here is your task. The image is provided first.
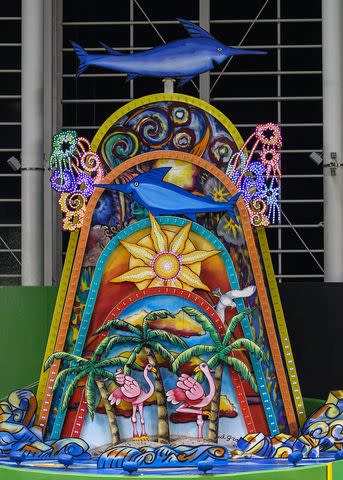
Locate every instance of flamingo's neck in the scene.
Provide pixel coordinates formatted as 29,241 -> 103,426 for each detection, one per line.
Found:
215,300 -> 226,322
203,367 -> 216,403
144,368 -> 155,397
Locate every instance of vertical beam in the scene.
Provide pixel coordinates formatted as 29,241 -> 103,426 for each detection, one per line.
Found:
21,0 -> 44,285
322,0 -> 343,281
43,0 -> 63,285
199,0 -> 210,102
277,0 -> 282,283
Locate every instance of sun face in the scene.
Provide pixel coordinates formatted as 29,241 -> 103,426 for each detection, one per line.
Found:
111,212 -> 221,291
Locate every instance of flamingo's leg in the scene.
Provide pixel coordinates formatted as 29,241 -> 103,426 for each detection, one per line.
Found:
176,403 -> 202,415
197,414 -> 204,439
138,403 -> 148,439
131,404 -> 139,439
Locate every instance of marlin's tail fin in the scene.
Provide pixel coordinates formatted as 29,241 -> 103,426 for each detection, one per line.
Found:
70,41 -> 90,77
227,192 -> 241,224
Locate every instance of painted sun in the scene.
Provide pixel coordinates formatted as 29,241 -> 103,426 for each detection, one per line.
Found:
111,212 -> 221,291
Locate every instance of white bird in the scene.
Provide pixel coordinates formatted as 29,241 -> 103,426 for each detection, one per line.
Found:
213,286 -> 256,321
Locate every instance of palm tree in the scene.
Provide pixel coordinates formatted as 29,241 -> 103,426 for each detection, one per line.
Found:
96,309 -> 188,443
44,338 -> 142,445
172,307 -> 264,442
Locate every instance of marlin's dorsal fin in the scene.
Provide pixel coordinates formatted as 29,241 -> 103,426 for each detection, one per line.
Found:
137,167 -> 172,183
99,42 -> 122,56
177,18 -> 213,39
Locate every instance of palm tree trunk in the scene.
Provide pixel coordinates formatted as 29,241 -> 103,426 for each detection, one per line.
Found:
95,376 -> 120,445
208,363 -> 223,442
144,346 -> 170,443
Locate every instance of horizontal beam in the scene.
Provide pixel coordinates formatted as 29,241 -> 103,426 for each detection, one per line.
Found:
64,123 -> 323,129
270,249 -> 324,253
211,96 -> 322,101
62,45 -> 321,52
62,97 -> 322,103
275,274 -> 324,278
62,18 -> 321,26
63,70 -> 323,77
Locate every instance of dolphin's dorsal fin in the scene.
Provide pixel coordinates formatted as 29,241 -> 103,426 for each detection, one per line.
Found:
137,167 -> 172,183
99,41 -> 122,56
177,18 -> 213,39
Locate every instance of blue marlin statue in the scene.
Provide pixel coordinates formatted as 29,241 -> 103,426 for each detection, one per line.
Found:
71,18 -> 266,85
95,167 -> 241,223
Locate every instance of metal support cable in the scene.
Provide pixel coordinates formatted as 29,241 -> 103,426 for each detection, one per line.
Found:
210,0 -> 270,94
133,0 -> 165,44
281,209 -> 324,273
0,234 -> 21,266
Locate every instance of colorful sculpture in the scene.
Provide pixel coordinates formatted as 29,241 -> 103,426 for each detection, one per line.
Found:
95,167 -> 241,222
167,363 -> 216,439
71,18 -> 265,85
109,365 -> 157,441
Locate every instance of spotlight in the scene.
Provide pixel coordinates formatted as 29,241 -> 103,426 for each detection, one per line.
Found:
7,155 -> 21,171
122,461 -> 138,475
58,454 -> 74,468
309,152 -> 323,166
288,451 -> 303,467
198,459 -> 214,474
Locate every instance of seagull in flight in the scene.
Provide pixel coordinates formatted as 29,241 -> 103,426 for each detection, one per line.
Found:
213,286 -> 256,321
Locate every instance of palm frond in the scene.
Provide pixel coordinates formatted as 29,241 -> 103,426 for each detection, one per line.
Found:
223,338 -> 264,361
147,329 -> 188,348
182,306 -> 221,347
61,370 -> 89,411
124,345 -> 142,374
44,352 -> 87,371
223,308 -> 255,346
96,318 -> 141,336
52,366 -> 82,392
94,335 -> 140,358
224,356 -> 258,392
98,357 -> 143,371
172,345 -> 216,373
85,372 -> 97,420
95,369 -> 118,382
150,342 -> 175,366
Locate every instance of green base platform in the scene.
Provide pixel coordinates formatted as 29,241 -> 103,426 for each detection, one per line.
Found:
0,460 -> 342,480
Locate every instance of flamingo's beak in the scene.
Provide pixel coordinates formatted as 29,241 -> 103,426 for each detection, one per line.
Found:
194,365 -> 201,373
151,367 -> 157,374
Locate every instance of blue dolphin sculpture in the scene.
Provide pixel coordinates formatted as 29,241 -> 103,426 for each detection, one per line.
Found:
71,18 -> 266,85
95,167 -> 241,223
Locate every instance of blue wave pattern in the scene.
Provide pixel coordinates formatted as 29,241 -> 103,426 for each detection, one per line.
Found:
0,390 -> 90,460
98,444 -> 229,469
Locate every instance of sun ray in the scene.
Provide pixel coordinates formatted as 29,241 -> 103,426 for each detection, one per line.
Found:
148,277 -> 165,288
110,266 -> 155,284
182,249 -> 221,264
119,240 -> 155,265
149,212 -> 168,252
168,278 -> 183,289
178,266 -> 211,291
169,222 -> 192,254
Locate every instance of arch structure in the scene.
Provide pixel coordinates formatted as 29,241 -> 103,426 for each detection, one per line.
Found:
37,94 -> 303,449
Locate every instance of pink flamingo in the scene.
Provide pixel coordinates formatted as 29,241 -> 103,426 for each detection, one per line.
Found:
166,363 -> 216,438
108,363 -> 156,440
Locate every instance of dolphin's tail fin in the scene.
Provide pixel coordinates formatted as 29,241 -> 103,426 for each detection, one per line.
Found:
70,41 -> 90,77
226,192 -> 241,224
